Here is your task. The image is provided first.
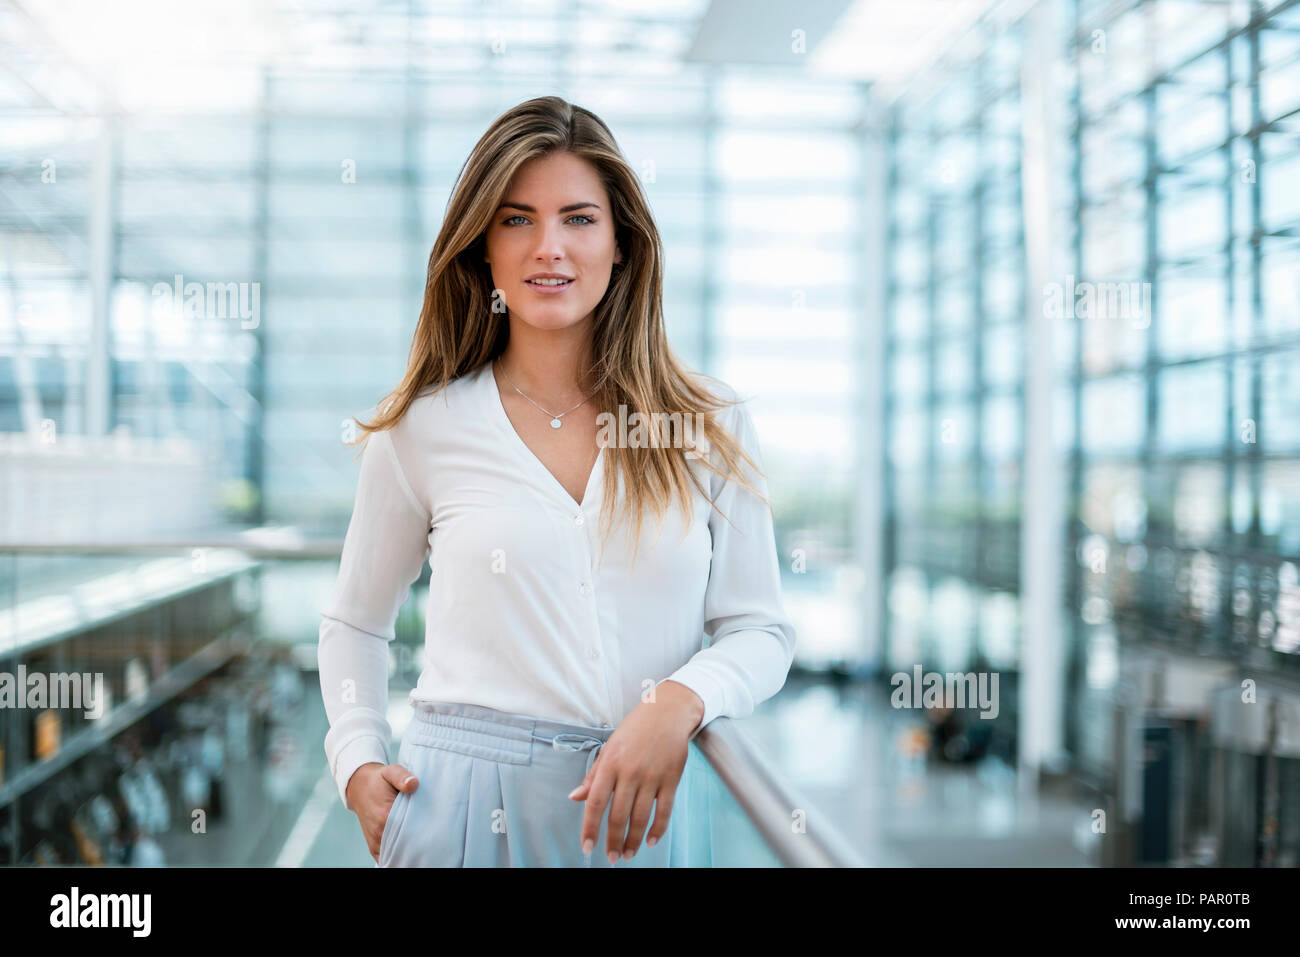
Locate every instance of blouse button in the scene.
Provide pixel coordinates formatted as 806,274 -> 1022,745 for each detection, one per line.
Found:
588,648 -> 600,660
579,582 -> 592,596
574,514 -> 585,526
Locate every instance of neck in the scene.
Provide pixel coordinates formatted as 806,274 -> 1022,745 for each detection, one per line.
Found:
497,323 -> 595,405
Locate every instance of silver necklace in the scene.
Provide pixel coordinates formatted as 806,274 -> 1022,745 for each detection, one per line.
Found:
496,358 -> 594,429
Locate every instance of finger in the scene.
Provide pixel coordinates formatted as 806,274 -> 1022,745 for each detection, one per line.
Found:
383,763 -> 418,793
367,766 -> 414,863
645,785 -> 676,849
622,788 -> 657,859
568,751 -> 600,801
605,773 -> 639,863
368,815 -> 387,860
579,766 -> 614,856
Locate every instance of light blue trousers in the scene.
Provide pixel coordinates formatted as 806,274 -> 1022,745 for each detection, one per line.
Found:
377,699 -> 713,867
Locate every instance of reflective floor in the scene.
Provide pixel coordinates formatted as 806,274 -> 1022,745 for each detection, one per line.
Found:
744,677 -> 1096,867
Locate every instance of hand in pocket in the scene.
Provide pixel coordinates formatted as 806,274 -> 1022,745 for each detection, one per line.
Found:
347,762 -> 420,863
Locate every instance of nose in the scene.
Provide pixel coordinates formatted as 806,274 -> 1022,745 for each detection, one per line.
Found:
530,219 -> 566,262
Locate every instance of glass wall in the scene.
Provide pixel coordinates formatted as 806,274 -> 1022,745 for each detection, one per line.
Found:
883,13 -> 1029,765
1067,0 -> 1300,754
882,4 -> 1300,863
710,77 -> 868,670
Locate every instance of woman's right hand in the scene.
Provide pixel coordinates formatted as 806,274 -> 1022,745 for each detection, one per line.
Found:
347,762 -> 420,863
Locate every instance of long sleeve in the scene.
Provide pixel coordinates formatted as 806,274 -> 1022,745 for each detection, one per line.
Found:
659,396 -> 798,734
318,426 -> 431,810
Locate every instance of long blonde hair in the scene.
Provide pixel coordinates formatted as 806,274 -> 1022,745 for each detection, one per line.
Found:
352,95 -> 767,565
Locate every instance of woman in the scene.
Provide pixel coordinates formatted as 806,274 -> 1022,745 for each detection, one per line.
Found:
318,95 -> 797,868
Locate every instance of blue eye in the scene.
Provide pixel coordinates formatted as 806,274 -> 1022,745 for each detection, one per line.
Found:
501,214 -> 596,226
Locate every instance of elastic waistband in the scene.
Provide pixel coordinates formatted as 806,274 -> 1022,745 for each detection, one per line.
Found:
405,698 -> 614,768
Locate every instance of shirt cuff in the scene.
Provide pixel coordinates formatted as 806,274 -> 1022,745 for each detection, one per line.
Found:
332,734 -> 390,811
658,666 -> 728,736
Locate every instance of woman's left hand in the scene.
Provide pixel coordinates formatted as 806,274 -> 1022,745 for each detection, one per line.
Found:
568,679 -> 704,864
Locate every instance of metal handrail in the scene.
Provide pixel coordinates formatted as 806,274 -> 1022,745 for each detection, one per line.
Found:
0,539 -> 346,559
694,716 -> 867,867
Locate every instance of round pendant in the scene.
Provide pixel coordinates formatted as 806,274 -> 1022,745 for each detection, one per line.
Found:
550,418 -> 562,429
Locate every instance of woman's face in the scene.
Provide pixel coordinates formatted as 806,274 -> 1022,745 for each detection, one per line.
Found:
484,150 -> 622,333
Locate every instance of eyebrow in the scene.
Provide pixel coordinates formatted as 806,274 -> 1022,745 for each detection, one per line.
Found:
496,202 -> 601,214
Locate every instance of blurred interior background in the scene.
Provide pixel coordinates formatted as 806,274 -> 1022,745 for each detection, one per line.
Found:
1,0 -> 1298,867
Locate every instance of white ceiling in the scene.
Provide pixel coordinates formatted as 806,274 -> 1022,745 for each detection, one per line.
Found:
685,0 -> 1001,94
3,0 -> 1008,114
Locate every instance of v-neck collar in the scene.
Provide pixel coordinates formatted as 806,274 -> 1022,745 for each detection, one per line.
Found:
479,361 -> 604,510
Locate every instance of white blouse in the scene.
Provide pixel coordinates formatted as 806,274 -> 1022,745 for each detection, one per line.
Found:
318,360 -> 797,809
